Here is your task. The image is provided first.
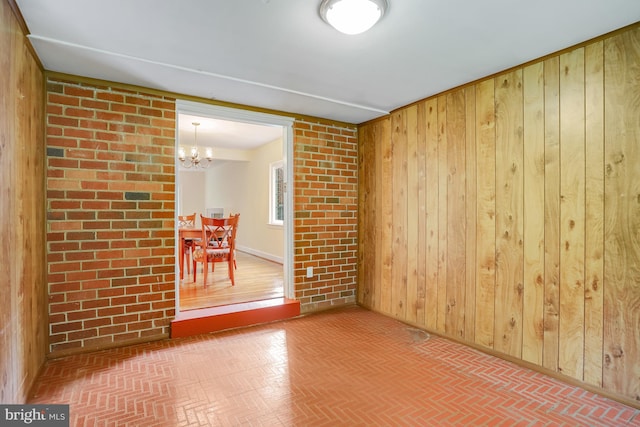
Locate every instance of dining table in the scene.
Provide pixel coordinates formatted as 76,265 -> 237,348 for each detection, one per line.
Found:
178,227 -> 202,280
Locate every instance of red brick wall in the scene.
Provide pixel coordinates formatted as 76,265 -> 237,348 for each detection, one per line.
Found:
46,78 -> 176,355
45,77 -> 358,354
293,121 -> 358,312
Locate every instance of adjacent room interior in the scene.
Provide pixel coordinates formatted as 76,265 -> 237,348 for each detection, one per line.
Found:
174,111 -> 287,311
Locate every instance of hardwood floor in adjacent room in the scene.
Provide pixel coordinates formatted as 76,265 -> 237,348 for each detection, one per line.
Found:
178,250 -> 284,311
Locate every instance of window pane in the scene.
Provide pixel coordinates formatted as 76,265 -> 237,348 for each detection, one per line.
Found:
276,166 -> 284,221
270,161 -> 284,226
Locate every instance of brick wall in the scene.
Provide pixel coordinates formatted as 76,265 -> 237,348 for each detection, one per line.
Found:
293,121 -> 358,313
46,78 -> 176,355
45,77 -> 358,354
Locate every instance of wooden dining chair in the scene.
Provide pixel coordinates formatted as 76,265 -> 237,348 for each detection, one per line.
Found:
192,214 -> 240,286
228,212 -> 239,270
178,213 -> 197,276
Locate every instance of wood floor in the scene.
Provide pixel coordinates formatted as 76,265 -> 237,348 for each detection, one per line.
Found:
178,250 -> 284,311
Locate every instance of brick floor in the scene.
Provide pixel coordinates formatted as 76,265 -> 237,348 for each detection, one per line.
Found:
29,306 -> 640,426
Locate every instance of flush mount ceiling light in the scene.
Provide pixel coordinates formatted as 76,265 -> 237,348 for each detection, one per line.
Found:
319,0 -> 388,35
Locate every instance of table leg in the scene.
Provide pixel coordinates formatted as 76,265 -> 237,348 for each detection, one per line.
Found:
179,237 -> 185,280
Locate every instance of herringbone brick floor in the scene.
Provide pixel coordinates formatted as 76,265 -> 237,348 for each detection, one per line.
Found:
29,306 -> 639,426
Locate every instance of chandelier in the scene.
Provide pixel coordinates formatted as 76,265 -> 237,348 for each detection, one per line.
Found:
178,122 -> 213,169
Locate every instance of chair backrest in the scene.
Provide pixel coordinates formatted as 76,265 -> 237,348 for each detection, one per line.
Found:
178,213 -> 196,227
200,214 -> 240,251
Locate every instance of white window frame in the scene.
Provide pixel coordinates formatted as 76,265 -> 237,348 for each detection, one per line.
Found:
269,160 -> 284,226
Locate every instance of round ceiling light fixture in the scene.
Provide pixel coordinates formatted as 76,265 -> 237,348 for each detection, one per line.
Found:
319,0 -> 388,35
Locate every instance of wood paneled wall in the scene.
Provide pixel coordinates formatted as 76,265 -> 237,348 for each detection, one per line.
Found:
0,0 -> 47,403
358,23 -> 640,405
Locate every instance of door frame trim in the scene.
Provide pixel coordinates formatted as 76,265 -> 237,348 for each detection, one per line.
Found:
174,100 -> 295,312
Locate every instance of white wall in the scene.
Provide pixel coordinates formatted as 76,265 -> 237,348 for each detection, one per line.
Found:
204,160 -> 247,220
244,138 -> 284,261
178,170 -> 206,228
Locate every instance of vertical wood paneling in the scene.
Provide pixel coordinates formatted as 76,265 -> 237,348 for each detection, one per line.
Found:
475,79 -> 496,349
416,101 -> 428,326
391,110 -> 408,319
464,86 -> 477,342
406,105 -> 419,323
424,99 -> 439,331
357,22 -> 640,405
446,90 -> 466,338
372,120 -> 391,313
584,41 -> 604,388
1,0 -> 47,403
603,27 -> 640,401
543,56 -> 561,372
494,70 -> 524,358
22,38 -> 44,389
380,118 -> 393,315
559,48 -> 586,380
437,96 -> 448,333
522,62 -> 545,365
0,2 -> 16,402
358,124 -> 375,308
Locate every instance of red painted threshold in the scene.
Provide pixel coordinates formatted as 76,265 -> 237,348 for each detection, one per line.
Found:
170,298 -> 301,338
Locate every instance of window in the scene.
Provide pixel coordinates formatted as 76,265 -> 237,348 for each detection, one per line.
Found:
269,161 -> 284,226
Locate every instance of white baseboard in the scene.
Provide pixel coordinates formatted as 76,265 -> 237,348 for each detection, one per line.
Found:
237,245 -> 283,265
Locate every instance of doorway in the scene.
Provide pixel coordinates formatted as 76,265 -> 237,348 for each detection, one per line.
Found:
174,100 -> 294,313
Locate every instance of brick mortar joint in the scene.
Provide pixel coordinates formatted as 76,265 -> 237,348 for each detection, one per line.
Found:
49,78 -> 174,101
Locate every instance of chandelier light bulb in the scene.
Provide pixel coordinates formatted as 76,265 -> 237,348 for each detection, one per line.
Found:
177,121 -> 213,169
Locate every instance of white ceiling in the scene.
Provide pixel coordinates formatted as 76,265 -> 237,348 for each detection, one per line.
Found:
178,114 -> 283,151
15,0 -> 640,129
